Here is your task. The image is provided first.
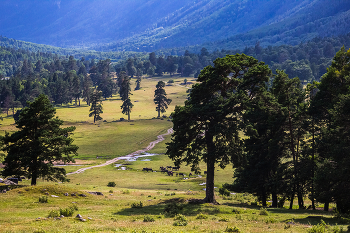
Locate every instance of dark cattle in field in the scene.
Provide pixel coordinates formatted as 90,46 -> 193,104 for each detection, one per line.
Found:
166,166 -> 172,170
167,171 -> 173,176
8,178 -> 18,184
178,173 -> 184,177
142,168 -> 153,172
204,171 -> 207,174
172,166 -> 180,171
189,173 -> 192,177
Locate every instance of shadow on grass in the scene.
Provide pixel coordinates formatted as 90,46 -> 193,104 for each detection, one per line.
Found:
113,197 -> 227,217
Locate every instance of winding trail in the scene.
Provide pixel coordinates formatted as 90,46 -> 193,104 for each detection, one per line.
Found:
67,128 -> 173,175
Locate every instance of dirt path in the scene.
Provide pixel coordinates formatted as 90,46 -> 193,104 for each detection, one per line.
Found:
67,128 -> 173,175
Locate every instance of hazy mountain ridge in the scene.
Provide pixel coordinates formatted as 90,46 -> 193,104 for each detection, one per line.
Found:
0,0 -> 349,51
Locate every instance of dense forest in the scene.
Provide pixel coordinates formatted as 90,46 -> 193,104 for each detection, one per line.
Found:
1,33 -> 350,113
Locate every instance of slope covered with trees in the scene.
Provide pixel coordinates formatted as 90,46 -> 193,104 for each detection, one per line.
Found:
0,0 -> 349,52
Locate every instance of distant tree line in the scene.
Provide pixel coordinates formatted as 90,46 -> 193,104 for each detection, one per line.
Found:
114,33 -> 350,83
0,54 -> 117,114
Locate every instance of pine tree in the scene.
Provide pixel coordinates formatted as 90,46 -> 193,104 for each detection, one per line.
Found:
1,94 -> 78,185
120,76 -> 133,121
154,81 -> 172,118
167,54 -> 271,203
89,89 -> 103,123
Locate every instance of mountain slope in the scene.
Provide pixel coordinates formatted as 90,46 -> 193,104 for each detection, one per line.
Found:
0,0 -> 350,51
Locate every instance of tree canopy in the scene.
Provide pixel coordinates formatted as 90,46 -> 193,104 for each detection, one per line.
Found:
166,54 -> 271,203
1,94 -> 78,185
154,81 -> 172,118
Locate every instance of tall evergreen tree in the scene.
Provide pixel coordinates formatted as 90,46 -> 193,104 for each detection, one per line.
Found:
167,54 -> 271,203
89,89 -> 103,123
1,94 -> 78,185
120,76 -> 133,121
154,81 -> 172,118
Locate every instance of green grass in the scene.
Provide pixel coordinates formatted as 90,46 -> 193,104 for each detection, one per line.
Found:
0,75 -> 348,232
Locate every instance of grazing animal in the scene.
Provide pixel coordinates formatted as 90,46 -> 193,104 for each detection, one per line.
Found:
142,168 -> 153,172
204,171 -> 207,174
167,171 -> 173,176
178,173 -> 184,177
172,166 -> 180,171
166,166 -> 172,170
189,173 -> 192,177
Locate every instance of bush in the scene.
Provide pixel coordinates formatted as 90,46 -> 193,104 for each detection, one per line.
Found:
131,201 -> 143,208
265,217 -> 277,223
259,207 -> 269,216
307,220 -> 327,233
48,210 -> 60,218
225,226 -> 241,232
196,213 -> 208,219
168,80 -> 174,84
122,190 -> 130,194
107,181 -> 116,187
219,187 -> 230,197
219,217 -> 229,222
173,214 -> 188,226
59,204 -> 78,217
39,196 -> 48,203
164,202 -> 183,217
143,216 -> 155,222
232,208 -> 242,214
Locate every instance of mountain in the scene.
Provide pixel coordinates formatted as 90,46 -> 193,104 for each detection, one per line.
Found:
0,0 -> 350,52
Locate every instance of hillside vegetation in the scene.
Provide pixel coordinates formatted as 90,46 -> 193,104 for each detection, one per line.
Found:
0,0 -> 349,51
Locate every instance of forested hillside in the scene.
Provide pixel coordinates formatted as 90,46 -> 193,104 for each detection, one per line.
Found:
1,0 -> 349,52
0,36 -> 146,64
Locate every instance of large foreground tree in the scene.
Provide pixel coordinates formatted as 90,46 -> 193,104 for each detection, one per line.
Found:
166,54 -> 271,203
1,94 -> 78,185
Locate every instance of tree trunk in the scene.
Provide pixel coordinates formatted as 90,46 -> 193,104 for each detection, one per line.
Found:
203,130 -> 217,204
261,189 -> 267,207
31,169 -> 37,185
272,192 -> 278,208
324,202 -> 329,211
298,191 -> 304,209
289,188 -> 295,209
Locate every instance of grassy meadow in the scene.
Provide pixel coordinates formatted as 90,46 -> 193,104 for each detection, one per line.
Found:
0,75 -> 349,232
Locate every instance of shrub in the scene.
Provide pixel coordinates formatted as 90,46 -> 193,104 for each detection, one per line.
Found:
48,209 -> 60,218
196,213 -> 208,219
225,226 -> 241,232
39,196 -> 48,203
164,202 -> 183,217
232,208 -> 241,214
109,190 -> 113,193
107,181 -> 116,187
219,187 -> 230,197
307,220 -> 327,233
259,207 -> 269,216
60,204 -> 78,217
265,217 -> 277,223
168,80 -> 174,83
143,216 -> 155,222
219,218 -> 229,222
173,214 -> 188,226
122,190 -> 130,194
131,201 -> 143,208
